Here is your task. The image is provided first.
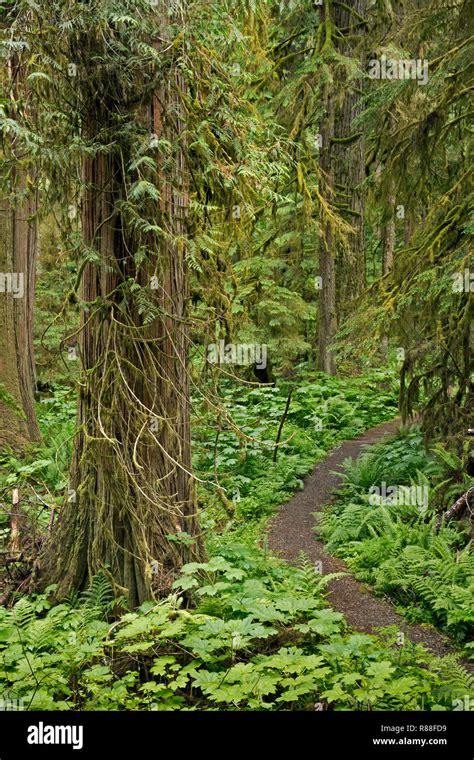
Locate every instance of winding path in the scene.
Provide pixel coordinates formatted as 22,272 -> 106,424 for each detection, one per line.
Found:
268,419 -> 469,663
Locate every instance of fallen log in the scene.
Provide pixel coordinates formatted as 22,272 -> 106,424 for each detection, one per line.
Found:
442,486 -> 474,525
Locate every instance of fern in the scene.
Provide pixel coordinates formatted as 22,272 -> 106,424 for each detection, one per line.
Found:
322,433 -> 474,646
80,571 -> 117,615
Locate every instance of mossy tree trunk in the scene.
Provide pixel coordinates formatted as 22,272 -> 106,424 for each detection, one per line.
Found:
333,0 -> 367,317
0,51 -> 41,451
382,183 -> 396,276
37,3 -> 204,607
318,71 -> 337,376
317,0 -> 366,374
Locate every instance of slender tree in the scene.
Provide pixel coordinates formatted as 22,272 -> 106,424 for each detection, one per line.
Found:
317,0 -> 366,373
0,46 -> 40,450
332,0 -> 367,315
318,61 -> 338,375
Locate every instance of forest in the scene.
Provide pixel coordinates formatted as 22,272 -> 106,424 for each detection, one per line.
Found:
0,0 -> 473,735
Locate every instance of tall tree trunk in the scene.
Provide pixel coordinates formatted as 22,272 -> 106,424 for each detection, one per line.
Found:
382,184 -> 396,275
36,4 -> 204,606
318,73 -> 337,375
333,0 -> 367,318
317,0 -> 366,374
380,185 -> 396,358
0,51 -> 40,450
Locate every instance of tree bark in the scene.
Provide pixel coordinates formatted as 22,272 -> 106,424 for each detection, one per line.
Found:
317,0 -> 366,374
382,185 -> 396,275
0,51 -> 40,451
36,3 -> 204,606
333,0 -> 367,317
318,64 -> 337,375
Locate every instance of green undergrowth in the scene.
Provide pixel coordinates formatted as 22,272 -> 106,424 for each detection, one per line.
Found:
0,386 -> 76,540
319,428 -> 474,654
0,369 -> 398,548
0,551 -> 472,711
194,367 -> 398,542
2,370 -> 472,710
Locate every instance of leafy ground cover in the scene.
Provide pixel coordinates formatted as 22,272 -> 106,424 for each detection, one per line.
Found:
0,549 -> 471,711
1,372 -> 473,710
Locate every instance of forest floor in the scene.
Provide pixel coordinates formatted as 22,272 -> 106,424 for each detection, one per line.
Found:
268,419 -> 472,668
